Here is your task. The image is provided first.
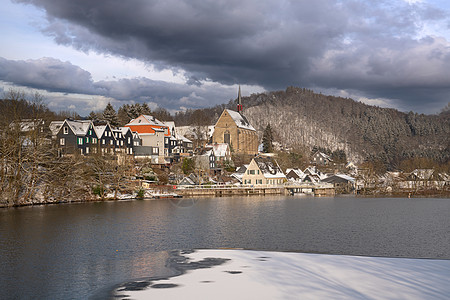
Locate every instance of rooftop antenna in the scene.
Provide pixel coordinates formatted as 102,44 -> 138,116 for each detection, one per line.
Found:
237,85 -> 243,113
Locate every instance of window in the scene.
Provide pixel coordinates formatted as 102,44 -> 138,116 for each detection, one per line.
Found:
110,140 -> 113,145
128,137 -> 131,144
78,137 -> 83,145
249,170 -> 255,175
152,147 -> 159,154
63,127 -> 68,135
92,138 -> 97,144
60,138 -> 65,145
102,139 -> 105,145
86,147 -> 89,154
224,131 -> 230,145
120,141 -> 123,146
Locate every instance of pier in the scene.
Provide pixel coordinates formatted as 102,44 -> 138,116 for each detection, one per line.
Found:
175,183 -> 335,197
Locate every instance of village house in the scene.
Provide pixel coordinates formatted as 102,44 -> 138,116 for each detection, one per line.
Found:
114,127 -> 134,155
54,119 -> 99,156
322,174 -> 356,193
125,115 -> 168,163
285,168 -> 305,182
399,169 -> 449,191
195,147 -> 217,175
311,151 -> 333,166
211,88 -> 258,155
300,166 -> 323,183
210,143 -> 231,163
94,123 -> 116,154
162,121 -> 193,161
241,155 -> 286,186
10,118 -> 52,147
230,164 -> 248,183
50,119 -> 139,157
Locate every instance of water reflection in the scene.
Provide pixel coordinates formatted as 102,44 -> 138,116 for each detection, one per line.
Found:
1,196 -> 449,299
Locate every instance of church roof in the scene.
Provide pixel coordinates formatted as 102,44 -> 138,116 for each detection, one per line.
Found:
225,109 -> 256,131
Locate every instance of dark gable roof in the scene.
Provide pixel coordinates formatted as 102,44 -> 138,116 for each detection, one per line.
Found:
254,156 -> 283,176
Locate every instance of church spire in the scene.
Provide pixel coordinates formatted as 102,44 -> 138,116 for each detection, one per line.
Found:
237,85 -> 243,113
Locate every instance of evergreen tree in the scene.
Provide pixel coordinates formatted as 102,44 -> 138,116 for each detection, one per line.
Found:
102,102 -> 119,127
128,104 -> 139,120
262,123 -> 274,153
117,105 -> 131,126
141,103 -> 152,115
88,111 -> 99,121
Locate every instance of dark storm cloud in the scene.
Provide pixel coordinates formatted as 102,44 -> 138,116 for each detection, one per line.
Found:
12,0 -> 450,112
0,57 -> 96,94
0,57 -> 240,111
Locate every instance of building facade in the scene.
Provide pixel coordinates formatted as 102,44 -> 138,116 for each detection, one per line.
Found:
212,109 -> 258,155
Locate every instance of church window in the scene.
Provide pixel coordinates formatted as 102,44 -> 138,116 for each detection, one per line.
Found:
224,130 -> 230,145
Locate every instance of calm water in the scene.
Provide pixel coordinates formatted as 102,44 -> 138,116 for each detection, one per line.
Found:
1,196 -> 449,299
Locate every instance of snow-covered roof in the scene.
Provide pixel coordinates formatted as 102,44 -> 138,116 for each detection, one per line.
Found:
179,177 -> 196,185
231,172 -> 244,182
211,143 -> 230,157
410,169 -> 435,180
304,166 -> 318,176
286,168 -> 305,179
235,164 -> 249,174
312,151 -> 332,161
335,174 -> 355,182
175,133 -> 192,143
119,126 -> 132,135
127,115 -> 167,127
253,156 -> 286,179
176,125 -> 214,140
162,121 -> 176,132
322,174 -> 355,183
94,125 -> 108,138
225,109 -> 256,131
64,120 -> 93,136
11,119 -> 45,132
49,121 -> 64,136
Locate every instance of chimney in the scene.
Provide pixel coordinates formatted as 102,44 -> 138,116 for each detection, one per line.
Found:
237,85 -> 243,113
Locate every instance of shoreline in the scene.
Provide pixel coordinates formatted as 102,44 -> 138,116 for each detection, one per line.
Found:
2,190 -> 449,209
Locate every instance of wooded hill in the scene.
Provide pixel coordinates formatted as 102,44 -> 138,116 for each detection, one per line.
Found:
235,87 -> 449,169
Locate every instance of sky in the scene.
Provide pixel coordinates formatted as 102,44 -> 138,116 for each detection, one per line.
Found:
1,0 -> 450,116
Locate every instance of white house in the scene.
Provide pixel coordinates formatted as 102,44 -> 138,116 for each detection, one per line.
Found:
242,156 -> 286,186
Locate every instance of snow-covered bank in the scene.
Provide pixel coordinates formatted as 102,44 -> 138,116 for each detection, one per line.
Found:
115,249 -> 450,299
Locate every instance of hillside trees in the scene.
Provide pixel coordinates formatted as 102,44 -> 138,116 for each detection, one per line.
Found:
242,87 -> 449,169
0,90 -> 58,206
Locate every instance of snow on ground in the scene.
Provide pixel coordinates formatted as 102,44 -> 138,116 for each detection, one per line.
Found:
115,249 -> 450,299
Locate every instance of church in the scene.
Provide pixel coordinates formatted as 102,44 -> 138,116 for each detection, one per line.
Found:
212,87 -> 258,155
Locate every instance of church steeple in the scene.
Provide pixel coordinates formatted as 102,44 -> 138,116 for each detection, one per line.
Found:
237,85 -> 243,113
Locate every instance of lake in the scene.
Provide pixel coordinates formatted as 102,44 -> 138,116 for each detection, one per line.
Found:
1,196 -> 449,299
